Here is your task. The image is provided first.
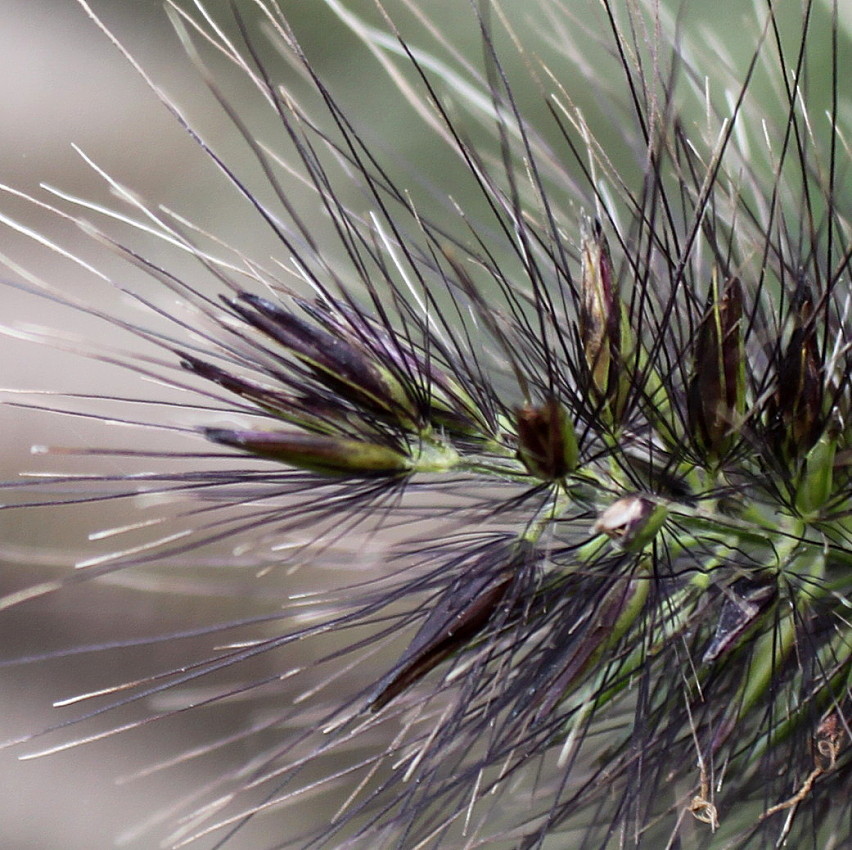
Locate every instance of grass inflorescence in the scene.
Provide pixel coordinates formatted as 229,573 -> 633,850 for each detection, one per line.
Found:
1,1 -> 850,848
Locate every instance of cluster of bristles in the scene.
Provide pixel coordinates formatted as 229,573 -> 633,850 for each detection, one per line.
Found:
1,0 -> 850,848
176,208 -> 851,847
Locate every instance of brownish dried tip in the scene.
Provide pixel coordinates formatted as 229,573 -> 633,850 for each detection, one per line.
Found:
579,217 -> 621,413
592,494 -> 668,551
813,708 -> 848,771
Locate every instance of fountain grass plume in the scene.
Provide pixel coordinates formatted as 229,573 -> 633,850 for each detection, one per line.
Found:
1,0 -> 850,848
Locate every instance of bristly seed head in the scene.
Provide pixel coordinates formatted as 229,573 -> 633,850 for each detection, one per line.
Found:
0,1 -> 849,849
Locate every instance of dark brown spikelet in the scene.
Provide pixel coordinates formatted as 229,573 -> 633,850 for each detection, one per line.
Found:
766,281 -> 824,462
687,275 -> 745,459
229,293 -> 419,429
369,541 -> 533,711
514,398 -> 578,480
